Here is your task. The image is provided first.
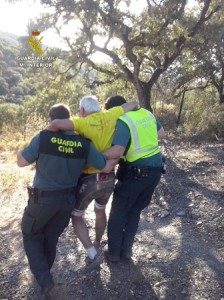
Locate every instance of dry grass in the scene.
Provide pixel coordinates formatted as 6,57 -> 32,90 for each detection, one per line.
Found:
0,149 -> 33,197
0,128 -> 35,152
0,171 -> 20,195
21,169 -> 33,187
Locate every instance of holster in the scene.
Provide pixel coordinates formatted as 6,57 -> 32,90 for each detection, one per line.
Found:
27,186 -> 38,203
116,160 -> 126,181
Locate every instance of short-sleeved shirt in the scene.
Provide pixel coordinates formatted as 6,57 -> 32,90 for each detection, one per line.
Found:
71,106 -> 124,174
112,119 -> 163,167
21,130 -> 106,190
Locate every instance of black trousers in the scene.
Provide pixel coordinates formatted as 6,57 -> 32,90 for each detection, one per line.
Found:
21,193 -> 76,289
107,169 -> 161,257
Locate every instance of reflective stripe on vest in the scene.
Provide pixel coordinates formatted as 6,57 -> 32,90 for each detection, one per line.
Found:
119,108 -> 160,162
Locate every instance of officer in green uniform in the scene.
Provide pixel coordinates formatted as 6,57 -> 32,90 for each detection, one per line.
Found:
17,104 -> 114,298
104,96 -> 165,262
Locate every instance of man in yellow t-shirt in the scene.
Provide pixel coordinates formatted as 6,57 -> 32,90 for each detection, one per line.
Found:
48,96 -> 137,266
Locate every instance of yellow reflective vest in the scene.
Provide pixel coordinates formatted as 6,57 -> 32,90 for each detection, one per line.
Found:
119,108 -> 160,162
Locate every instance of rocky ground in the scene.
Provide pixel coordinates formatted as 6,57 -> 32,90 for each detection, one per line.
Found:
0,138 -> 224,300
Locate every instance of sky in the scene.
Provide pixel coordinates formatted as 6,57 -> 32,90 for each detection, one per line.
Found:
0,0 -> 63,48
0,0 -> 43,36
0,0 -> 196,50
0,0 -> 147,54
0,0 -> 149,36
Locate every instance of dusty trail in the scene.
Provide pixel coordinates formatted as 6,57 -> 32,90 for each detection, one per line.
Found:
0,140 -> 223,300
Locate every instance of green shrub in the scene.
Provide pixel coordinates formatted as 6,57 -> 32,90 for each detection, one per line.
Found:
182,89 -> 224,140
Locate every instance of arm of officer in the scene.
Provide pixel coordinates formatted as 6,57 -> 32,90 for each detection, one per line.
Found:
48,102 -> 138,132
17,151 -> 31,167
121,101 -> 138,113
47,119 -> 74,132
103,120 -> 129,159
103,146 -> 125,159
86,143 -> 117,173
17,135 -> 39,167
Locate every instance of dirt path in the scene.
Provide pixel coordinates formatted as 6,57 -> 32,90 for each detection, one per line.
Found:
0,140 -> 223,300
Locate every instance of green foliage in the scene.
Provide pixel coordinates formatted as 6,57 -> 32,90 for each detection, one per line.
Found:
0,36 -> 35,103
93,71 -> 137,105
182,89 -> 224,140
35,0 -> 222,109
7,72 -> 23,88
1,0 -> 224,145
26,75 -> 91,122
152,85 -> 224,141
0,103 -> 21,131
154,102 -> 177,130
0,78 -> 9,95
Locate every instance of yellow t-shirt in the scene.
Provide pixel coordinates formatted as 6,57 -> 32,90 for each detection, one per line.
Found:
71,106 -> 124,174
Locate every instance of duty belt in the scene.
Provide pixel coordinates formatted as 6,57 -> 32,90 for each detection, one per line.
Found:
27,186 -> 76,202
128,165 -> 162,179
116,164 -> 163,181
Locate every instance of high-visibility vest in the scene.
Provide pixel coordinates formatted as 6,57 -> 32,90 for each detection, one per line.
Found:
119,108 -> 160,162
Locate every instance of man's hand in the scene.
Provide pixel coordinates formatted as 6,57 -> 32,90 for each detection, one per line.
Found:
101,158 -> 119,173
47,119 -> 74,132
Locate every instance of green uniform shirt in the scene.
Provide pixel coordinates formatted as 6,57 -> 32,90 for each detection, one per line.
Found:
21,130 -> 106,190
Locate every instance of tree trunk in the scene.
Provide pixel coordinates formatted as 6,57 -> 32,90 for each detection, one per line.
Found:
219,92 -> 224,104
177,90 -> 186,128
133,80 -> 153,111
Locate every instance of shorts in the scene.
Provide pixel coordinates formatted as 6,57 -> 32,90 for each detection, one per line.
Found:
72,171 -> 115,216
